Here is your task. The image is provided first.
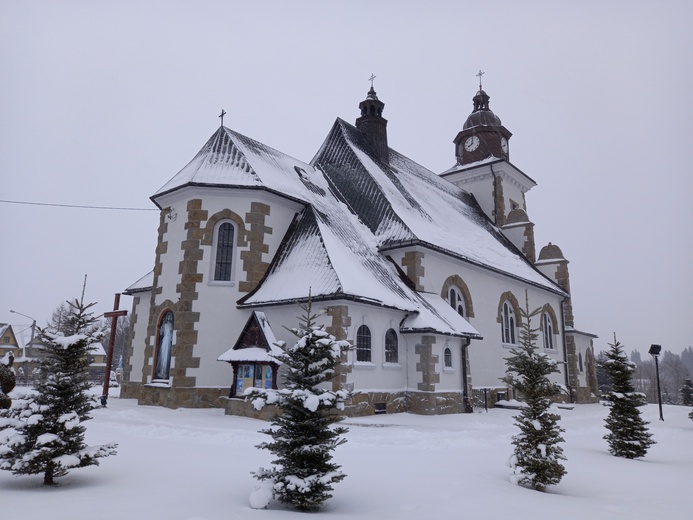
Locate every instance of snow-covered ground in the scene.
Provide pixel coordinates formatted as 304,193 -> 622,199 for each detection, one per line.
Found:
2,391 -> 690,520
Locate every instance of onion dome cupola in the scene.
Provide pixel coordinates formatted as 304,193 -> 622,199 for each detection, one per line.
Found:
454,74 -> 512,165
355,76 -> 389,164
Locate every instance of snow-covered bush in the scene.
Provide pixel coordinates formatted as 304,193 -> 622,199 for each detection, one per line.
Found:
504,293 -> 566,491
0,297 -> 117,484
245,299 -> 351,511
600,335 -> 655,458
0,352 -> 16,409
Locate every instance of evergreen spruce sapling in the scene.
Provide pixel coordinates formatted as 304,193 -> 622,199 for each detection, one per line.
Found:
504,293 -> 566,491
600,335 -> 655,458
246,299 -> 351,511
0,297 -> 117,485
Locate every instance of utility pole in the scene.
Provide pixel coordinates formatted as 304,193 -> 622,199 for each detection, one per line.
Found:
10,309 -> 36,357
101,294 -> 128,407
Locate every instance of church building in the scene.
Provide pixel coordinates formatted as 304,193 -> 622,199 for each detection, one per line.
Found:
121,80 -> 599,416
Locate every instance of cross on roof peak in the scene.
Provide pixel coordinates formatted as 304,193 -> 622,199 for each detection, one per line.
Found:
476,70 -> 485,89
369,73 -> 376,89
219,109 -> 226,127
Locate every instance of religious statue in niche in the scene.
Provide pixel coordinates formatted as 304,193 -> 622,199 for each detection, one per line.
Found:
155,311 -> 174,380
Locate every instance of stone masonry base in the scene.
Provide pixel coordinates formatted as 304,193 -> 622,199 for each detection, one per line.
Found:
121,382 -> 227,409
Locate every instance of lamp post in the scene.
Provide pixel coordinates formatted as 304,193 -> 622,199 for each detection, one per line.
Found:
648,344 -> 664,421
10,310 -> 36,357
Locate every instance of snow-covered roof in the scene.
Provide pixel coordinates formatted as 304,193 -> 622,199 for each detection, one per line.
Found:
124,270 -> 154,294
313,119 -> 562,293
140,107 -> 565,337
217,311 -> 284,363
401,293 -> 482,339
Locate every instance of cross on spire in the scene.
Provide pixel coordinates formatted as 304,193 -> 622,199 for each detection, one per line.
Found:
369,73 -> 376,89
476,69 -> 485,89
219,109 -> 226,127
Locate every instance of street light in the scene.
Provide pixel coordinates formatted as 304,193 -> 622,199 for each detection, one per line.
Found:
648,344 -> 664,421
10,310 -> 36,357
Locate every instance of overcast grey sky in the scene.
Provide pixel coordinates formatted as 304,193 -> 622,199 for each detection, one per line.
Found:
1,1 -> 691,355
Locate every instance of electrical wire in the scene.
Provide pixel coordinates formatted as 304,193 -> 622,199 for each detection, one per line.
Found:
0,199 -> 157,211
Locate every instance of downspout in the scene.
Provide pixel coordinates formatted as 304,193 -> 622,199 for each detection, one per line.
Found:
559,297 -> 573,402
461,337 -> 471,412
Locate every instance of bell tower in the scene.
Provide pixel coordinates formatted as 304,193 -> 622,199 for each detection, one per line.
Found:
453,71 -> 511,165
355,74 -> 389,164
442,73 -> 537,261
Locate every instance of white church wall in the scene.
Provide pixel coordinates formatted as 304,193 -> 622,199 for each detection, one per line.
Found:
396,247 -> 568,390
436,337 -> 467,392
127,291 -> 151,384
145,187 -> 305,388
571,332 -> 594,388
347,304 -> 408,392
185,189 -> 303,387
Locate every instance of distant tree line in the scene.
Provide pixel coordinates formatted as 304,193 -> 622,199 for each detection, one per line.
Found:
596,346 -> 693,405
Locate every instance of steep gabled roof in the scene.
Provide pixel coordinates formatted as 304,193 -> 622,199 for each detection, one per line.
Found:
239,200 -> 418,310
217,311 -> 283,363
153,126 -> 317,206
312,118 -> 564,294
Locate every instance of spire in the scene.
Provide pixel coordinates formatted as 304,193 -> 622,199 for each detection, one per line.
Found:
355,74 -> 389,163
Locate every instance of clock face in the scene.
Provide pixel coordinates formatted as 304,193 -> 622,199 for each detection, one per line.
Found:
464,135 -> 480,152
501,137 -> 508,154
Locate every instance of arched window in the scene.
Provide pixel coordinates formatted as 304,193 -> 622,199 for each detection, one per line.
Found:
444,347 -> 453,368
579,352 -> 584,372
448,287 -> 465,317
502,301 -> 516,345
385,329 -> 398,363
154,310 -> 174,380
356,325 -> 372,362
542,312 -> 555,350
213,222 -> 235,281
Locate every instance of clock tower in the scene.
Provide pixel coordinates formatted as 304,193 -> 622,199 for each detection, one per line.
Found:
442,77 -> 537,261
453,84 -> 511,165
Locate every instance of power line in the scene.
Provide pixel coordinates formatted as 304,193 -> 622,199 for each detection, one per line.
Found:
0,199 -> 157,211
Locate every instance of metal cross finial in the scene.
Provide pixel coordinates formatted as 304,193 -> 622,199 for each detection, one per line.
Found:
476,69 -> 485,89
369,73 -> 376,89
219,109 -> 226,127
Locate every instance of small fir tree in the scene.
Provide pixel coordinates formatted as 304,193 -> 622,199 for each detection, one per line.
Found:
0,297 -> 117,484
504,293 -> 566,491
600,335 -> 655,458
246,299 -> 351,511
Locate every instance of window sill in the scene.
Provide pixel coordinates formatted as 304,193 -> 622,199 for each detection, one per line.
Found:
353,362 -> 376,369
382,363 -> 402,370
502,342 -> 518,349
145,381 -> 171,388
208,280 -> 236,287
443,367 -> 455,373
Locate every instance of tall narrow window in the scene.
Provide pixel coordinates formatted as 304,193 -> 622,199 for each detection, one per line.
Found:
448,287 -> 465,317
542,312 -> 555,350
154,311 -> 174,380
502,301 -> 516,345
579,352 -> 584,372
214,222 -> 235,281
385,328 -> 398,363
444,347 -> 453,368
356,325 -> 372,362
